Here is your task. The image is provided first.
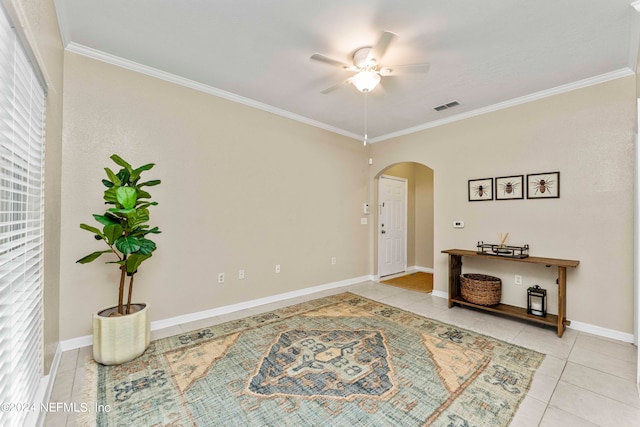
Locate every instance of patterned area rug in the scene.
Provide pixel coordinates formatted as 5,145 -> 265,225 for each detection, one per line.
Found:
83,293 -> 544,426
381,272 -> 434,293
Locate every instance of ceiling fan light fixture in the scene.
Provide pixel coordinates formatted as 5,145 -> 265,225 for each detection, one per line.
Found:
351,70 -> 381,92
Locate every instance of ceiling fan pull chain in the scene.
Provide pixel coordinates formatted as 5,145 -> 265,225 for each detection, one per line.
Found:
363,93 -> 368,146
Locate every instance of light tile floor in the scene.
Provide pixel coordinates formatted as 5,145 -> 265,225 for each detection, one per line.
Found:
45,280 -> 640,426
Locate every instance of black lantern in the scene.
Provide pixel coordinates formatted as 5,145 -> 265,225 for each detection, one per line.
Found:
527,285 -> 547,317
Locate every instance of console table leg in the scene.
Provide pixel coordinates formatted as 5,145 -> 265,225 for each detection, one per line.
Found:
449,255 -> 462,308
557,266 -> 567,337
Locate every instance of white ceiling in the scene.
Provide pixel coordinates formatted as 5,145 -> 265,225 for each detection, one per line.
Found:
54,0 -> 636,142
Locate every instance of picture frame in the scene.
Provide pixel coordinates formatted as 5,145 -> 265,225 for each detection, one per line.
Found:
468,178 -> 493,201
527,172 -> 560,199
495,175 -> 524,200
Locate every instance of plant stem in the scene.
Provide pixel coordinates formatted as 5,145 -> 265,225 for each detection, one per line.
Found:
118,264 -> 126,314
126,274 -> 135,315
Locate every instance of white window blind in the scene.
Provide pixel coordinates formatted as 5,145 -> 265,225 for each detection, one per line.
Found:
0,5 -> 46,427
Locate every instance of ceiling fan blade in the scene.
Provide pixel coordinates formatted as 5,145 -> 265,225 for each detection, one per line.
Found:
320,79 -> 352,94
368,31 -> 397,63
310,53 -> 355,70
380,62 -> 430,76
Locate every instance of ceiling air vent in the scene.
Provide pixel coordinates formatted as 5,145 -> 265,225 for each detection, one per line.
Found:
433,100 -> 460,112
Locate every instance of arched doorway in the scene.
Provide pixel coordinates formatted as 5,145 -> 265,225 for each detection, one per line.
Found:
373,162 -> 434,279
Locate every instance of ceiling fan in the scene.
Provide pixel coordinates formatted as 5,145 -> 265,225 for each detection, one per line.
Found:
310,31 -> 430,94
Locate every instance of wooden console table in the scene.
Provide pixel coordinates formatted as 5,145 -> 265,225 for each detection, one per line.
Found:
441,249 -> 579,337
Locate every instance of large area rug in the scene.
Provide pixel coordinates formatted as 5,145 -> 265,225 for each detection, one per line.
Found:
84,293 -> 544,426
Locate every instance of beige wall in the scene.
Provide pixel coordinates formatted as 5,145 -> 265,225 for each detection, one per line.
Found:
59,52 -> 370,340
8,0 -> 64,373
415,165 -> 434,268
370,76 -> 636,334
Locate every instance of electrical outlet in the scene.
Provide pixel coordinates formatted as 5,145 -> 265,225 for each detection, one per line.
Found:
331,257 -> 337,265
515,275 -> 522,285
218,273 -> 225,284
238,269 -> 245,279
275,264 -> 281,273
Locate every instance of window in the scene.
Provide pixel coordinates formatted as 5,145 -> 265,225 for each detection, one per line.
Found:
0,5 -> 46,427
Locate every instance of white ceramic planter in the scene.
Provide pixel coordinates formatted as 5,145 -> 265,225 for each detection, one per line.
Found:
93,303 -> 150,365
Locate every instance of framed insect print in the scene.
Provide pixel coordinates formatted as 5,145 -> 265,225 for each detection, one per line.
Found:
468,178 -> 493,201
527,172 -> 560,199
495,175 -> 523,200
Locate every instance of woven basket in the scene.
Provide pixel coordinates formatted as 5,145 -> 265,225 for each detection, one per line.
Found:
460,273 -> 501,306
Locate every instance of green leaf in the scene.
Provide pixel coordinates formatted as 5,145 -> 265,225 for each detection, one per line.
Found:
136,202 -> 158,210
93,214 -> 118,226
103,187 -> 118,204
110,154 -> 132,173
134,163 -> 155,173
137,238 -> 156,255
101,179 -> 114,188
116,168 -> 131,186
125,253 -> 151,274
127,208 -> 149,228
76,250 -> 112,264
138,179 -> 161,187
136,189 -> 152,200
115,236 -> 141,254
145,226 -> 161,235
108,208 -> 135,216
80,223 -> 105,240
103,224 -> 123,245
130,163 -> 155,183
104,168 -> 121,186
116,186 -> 137,209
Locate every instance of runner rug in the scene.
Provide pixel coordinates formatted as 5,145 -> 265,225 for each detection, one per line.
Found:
83,292 -> 544,426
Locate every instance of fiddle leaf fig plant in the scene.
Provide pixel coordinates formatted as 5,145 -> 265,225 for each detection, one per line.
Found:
77,154 -> 161,316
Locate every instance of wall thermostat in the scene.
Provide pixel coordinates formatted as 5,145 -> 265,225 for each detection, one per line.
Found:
453,220 -> 464,228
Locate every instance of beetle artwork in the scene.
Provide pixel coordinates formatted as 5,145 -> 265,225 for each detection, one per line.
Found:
527,172 -> 560,199
495,176 -> 523,200
531,176 -> 554,194
473,183 -> 487,197
468,178 -> 493,201
499,180 -> 519,195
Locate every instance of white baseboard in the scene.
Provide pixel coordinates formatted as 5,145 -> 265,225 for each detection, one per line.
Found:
568,320 -> 635,343
59,274 -> 374,351
410,265 -> 435,273
151,274 -> 372,330
431,290 -> 448,299
27,344 -> 63,427
60,334 -> 93,351
375,265 -> 434,281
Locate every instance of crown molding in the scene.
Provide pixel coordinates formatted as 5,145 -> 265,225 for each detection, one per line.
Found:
65,42 -> 632,146
370,68 -> 634,143
629,1 -> 640,72
65,42 -> 362,141
52,0 -> 70,48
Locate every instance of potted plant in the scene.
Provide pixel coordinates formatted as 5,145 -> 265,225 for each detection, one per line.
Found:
77,154 -> 161,365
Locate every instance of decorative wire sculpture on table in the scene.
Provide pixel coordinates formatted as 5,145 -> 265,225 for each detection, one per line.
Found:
476,241 -> 529,258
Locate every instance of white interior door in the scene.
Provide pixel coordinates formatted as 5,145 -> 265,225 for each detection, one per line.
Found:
378,175 -> 407,277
